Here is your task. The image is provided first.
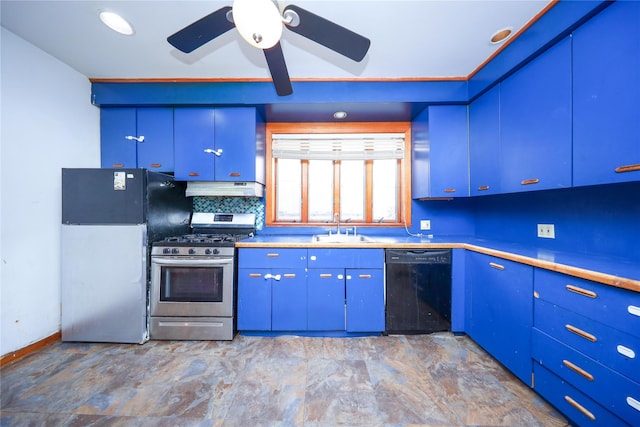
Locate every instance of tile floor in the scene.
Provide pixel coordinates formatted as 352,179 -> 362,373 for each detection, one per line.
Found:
1,332 -> 569,426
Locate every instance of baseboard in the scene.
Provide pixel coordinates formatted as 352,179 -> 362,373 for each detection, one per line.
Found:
0,331 -> 61,367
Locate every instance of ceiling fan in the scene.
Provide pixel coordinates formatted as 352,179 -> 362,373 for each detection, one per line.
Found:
167,0 -> 371,96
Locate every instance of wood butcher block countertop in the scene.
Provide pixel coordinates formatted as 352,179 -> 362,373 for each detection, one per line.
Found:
236,234 -> 640,293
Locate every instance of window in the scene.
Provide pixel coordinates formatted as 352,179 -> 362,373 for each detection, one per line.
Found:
266,122 -> 412,226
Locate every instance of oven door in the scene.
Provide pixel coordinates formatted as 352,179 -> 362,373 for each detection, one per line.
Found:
150,256 -> 234,317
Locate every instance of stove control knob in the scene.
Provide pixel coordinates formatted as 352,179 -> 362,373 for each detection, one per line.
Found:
213,248 -> 220,255
205,248 -> 212,255
189,248 -> 196,255
171,248 -> 180,254
163,248 -> 171,254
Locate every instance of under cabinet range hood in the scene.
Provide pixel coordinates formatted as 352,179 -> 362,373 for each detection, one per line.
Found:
185,181 -> 264,197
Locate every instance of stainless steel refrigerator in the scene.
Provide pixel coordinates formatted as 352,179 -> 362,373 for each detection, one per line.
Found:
61,168 -> 192,343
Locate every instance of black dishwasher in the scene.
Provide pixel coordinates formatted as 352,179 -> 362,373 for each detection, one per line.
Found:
385,249 -> 452,334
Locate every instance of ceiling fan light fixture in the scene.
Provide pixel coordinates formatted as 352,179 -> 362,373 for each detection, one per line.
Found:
233,0 -> 283,49
99,10 -> 134,36
490,27 -> 513,44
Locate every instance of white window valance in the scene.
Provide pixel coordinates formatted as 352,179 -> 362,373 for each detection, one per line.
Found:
271,133 -> 406,160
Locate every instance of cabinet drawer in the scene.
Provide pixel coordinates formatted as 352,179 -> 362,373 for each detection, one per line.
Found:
535,298 -> 640,383
535,269 -> 640,338
534,362 -> 627,427
307,248 -> 384,269
238,248 -> 307,269
533,329 -> 640,426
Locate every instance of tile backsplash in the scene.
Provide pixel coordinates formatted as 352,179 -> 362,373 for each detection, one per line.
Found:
193,196 -> 265,230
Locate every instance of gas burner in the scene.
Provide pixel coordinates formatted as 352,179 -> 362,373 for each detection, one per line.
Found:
153,212 -> 255,251
181,234 -> 236,244
154,232 -> 253,249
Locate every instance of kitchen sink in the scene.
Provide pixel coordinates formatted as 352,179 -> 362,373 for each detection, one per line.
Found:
311,234 -> 374,243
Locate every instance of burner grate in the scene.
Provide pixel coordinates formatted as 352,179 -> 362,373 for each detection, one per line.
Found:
155,233 -> 251,247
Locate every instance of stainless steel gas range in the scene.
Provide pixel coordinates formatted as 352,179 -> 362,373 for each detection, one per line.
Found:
149,212 -> 255,340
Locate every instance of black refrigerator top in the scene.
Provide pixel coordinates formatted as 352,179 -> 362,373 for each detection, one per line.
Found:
62,169 -> 191,236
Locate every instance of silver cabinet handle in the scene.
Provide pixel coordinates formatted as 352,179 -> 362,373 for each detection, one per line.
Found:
617,345 -> 636,359
125,135 -> 144,142
627,396 -> 640,412
204,148 -> 223,156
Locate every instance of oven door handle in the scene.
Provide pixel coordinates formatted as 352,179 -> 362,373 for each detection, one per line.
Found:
151,257 -> 232,267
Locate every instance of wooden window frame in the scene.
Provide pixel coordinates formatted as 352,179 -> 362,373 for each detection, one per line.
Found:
266,122 -> 412,227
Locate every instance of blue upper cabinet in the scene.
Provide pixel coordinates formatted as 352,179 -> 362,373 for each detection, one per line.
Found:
101,108 -> 136,168
174,107 -> 265,182
573,1 -> 640,187
500,37 -> 572,194
174,108 -> 216,180
412,105 -> 469,199
100,108 -> 174,172
469,85 -> 501,196
214,108 -> 265,183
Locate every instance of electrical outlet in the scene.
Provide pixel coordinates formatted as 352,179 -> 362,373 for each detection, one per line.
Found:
420,219 -> 431,230
537,224 -> 555,239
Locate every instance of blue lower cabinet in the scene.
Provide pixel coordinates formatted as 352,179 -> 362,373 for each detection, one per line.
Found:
468,252 -> 533,385
307,269 -> 346,331
272,269 -> 307,331
533,329 -> 640,426
238,268 -> 307,331
237,269 -> 272,331
534,268 -> 640,340
534,298 -> 640,384
533,362 -> 629,427
346,269 -> 385,333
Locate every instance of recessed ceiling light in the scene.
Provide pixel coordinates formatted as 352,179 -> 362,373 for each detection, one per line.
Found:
333,111 -> 348,119
490,27 -> 513,44
99,10 -> 134,36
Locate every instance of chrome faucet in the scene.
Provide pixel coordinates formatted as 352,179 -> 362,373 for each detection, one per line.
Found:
334,212 -> 341,235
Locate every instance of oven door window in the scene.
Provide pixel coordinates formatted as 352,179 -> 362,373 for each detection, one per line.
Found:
160,266 -> 224,302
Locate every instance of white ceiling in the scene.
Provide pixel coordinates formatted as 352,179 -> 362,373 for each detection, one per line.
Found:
1,0 -> 553,81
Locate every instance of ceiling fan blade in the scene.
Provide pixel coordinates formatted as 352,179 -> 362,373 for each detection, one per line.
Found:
283,5 -> 370,62
167,6 -> 234,53
263,42 -> 293,96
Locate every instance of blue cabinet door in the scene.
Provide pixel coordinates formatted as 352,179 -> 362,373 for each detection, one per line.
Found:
174,108 -> 263,182
272,269 -> 307,331
307,269 -> 346,331
101,108 -> 174,171
214,108 -> 262,182
468,252 -> 533,384
100,108 -> 137,168
469,85 -> 501,195
238,248 -> 307,269
428,105 -> 470,197
136,108 -> 174,172
307,248 -> 384,269
411,106 -> 469,198
237,269 -> 272,331
573,1 -> 640,186
174,108 -> 216,180
346,268 -> 385,332
500,37 -> 572,193
411,108 -> 430,198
